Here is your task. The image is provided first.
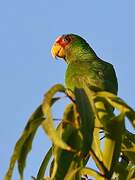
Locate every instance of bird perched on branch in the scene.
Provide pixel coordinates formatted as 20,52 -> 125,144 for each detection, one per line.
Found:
51,34 -> 118,179
51,33 -> 118,150
51,34 -> 118,99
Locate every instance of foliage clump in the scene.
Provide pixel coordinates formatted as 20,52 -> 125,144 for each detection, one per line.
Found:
5,84 -> 135,180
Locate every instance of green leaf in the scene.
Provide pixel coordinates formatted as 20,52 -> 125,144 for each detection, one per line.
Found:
103,113 -> 125,176
114,162 -> 129,180
75,87 -> 95,155
64,166 -> 104,180
52,84 -> 96,180
122,130 -> 135,163
64,166 -> 81,180
42,84 -> 72,151
94,91 -> 135,128
50,104 -> 82,180
89,149 -> 108,176
4,105 -> 44,180
80,167 -> 104,179
36,147 -> 52,180
5,97 -> 61,180
54,85 -> 96,180
63,155 -> 83,180
127,166 -> 135,180
92,115 -> 103,163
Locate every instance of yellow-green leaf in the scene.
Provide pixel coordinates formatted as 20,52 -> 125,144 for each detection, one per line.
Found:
42,84 -> 72,151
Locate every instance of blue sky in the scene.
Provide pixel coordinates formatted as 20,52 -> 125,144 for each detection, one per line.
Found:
0,0 -> 135,179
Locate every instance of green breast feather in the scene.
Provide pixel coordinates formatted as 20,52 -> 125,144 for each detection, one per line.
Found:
65,58 -> 118,95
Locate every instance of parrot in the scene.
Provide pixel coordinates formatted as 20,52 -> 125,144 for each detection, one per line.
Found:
51,34 -> 118,111
51,34 -> 118,179
51,34 -> 118,94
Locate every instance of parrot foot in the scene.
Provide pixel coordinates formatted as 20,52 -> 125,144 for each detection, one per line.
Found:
84,175 -> 88,180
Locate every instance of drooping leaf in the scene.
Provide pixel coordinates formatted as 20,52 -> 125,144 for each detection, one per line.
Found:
94,91 -> 135,128
4,105 -> 44,180
93,91 -> 135,177
81,85 -> 105,169
75,86 -> 95,155
103,113 -> 125,176
5,82 -> 135,180
5,97 -> 61,180
51,83 -> 96,180
42,84 -> 72,151
50,103 -> 82,180
54,85 -> 96,180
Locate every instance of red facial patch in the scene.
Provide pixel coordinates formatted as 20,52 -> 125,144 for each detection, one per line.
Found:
55,36 -> 62,43
55,35 -> 72,48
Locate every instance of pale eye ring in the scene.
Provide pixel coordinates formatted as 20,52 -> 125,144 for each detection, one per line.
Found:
63,36 -> 71,43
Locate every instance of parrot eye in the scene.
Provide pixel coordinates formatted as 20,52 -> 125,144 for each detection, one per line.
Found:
63,35 -> 71,43
55,35 -> 72,47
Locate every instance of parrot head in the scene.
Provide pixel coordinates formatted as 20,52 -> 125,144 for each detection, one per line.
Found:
51,34 -> 97,63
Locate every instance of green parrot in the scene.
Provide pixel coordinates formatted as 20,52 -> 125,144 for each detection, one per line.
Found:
51,34 -> 118,108
51,34 -> 118,94
51,34 -> 118,178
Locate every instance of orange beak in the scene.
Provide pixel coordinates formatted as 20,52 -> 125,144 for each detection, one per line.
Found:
51,43 -> 65,59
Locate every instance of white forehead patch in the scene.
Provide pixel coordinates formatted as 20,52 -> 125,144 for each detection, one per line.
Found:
55,35 -> 62,42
